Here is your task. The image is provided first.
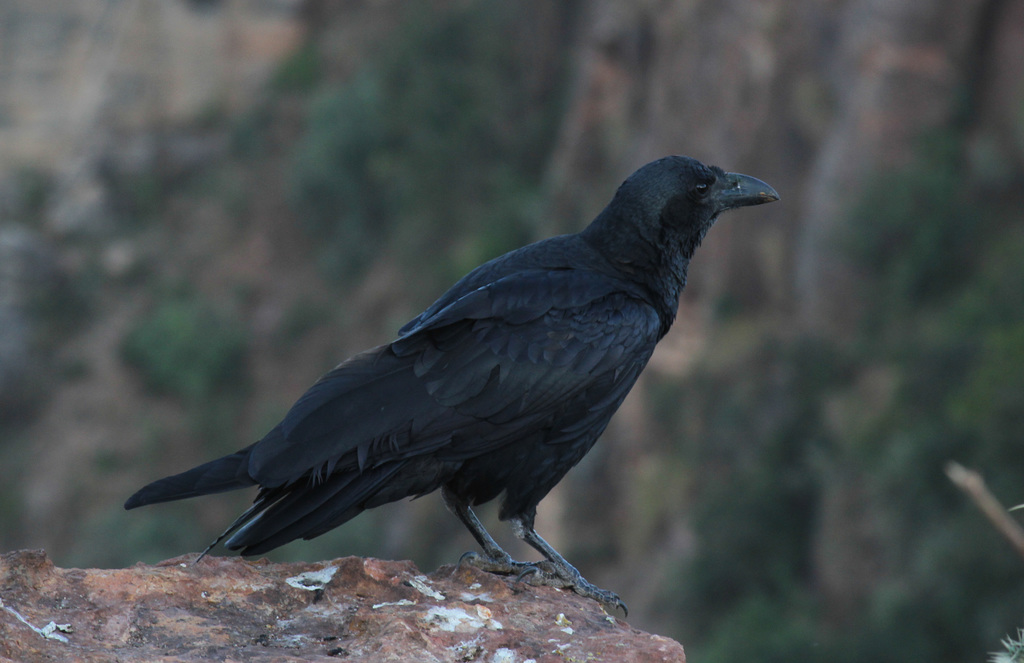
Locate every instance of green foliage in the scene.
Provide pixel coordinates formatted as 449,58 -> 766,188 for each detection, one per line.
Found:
0,436 -> 28,546
122,293 -> 249,402
662,339 -> 847,634
694,594 -> 820,663
25,258 -> 92,350
273,298 -> 334,348
845,134 -> 982,310
65,506 -> 207,568
672,130 -> 1024,662
288,1 -> 561,285
289,72 -> 390,277
12,167 -> 53,224
272,41 -> 322,93
107,171 -> 166,228
945,229 -> 1024,448
950,320 -> 1024,437
230,104 -> 274,158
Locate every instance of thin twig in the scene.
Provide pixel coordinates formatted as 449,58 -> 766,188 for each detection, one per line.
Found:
946,461 -> 1024,562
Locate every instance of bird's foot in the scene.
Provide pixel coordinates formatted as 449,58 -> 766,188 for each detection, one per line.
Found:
456,550 -> 554,577
517,564 -> 628,616
457,551 -> 627,616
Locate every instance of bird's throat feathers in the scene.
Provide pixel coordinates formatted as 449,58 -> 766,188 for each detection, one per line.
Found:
582,204 -> 698,334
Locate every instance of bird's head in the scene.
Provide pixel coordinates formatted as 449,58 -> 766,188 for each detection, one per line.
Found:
589,155 -> 778,259
585,155 -> 777,261
582,155 -> 778,314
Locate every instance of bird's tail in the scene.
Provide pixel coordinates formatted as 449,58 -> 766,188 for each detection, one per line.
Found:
220,462 -> 406,556
124,444 -> 257,510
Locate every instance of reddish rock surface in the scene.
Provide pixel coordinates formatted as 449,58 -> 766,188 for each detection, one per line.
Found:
0,550 -> 684,662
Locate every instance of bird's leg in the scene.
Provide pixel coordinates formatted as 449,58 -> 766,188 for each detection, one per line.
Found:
509,514 -> 628,616
441,486 -> 539,575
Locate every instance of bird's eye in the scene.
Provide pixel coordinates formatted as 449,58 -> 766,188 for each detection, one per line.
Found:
693,182 -> 710,197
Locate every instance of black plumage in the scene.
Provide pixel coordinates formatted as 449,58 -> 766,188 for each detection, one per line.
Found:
125,155 -> 778,611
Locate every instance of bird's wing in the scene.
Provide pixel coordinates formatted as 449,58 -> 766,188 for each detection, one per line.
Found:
247,269 -> 661,487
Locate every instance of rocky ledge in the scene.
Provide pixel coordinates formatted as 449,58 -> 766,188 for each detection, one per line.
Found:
0,549 -> 684,662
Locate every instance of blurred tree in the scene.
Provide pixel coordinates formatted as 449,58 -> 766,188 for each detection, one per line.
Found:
670,130 -> 1024,662
288,1 -> 569,290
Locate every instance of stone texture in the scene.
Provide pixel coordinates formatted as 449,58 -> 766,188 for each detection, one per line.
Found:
0,0 -> 303,168
0,550 -> 685,663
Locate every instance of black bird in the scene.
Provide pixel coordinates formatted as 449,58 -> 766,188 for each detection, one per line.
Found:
125,156 -> 778,612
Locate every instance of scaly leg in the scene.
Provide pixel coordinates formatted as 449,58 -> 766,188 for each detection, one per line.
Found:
441,486 -> 543,575
509,514 -> 628,616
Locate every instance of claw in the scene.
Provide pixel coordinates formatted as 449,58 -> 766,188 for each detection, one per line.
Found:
454,550 -> 480,573
455,548 -> 627,616
604,593 -> 628,617
514,564 -> 539,584
564,579 -> 628,617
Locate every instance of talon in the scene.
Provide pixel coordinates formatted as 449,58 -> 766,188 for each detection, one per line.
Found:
455,550 -> 479,573
454,544 -> 625,615
576,584 -> 627,617
514,565 -> 540,584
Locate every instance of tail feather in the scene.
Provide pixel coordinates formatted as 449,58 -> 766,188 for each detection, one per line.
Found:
194,499 -> 268,563
124,445 -> 257,510
225,463 -> 405,556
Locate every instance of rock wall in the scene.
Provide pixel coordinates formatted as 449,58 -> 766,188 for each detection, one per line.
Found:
0,0 -> 303,168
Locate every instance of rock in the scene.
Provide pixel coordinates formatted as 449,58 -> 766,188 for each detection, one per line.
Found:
0,550 -> 685,663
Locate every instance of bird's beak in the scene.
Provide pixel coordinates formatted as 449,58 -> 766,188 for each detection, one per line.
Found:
713,172 -> 780,213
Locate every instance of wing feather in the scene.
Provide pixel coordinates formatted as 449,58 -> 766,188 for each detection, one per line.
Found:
246,269 -> 661,488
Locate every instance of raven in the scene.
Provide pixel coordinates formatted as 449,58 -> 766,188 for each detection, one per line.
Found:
125,155 -> 778,612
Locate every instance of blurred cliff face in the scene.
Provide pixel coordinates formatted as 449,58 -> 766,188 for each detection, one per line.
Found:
1,0 -> 1022,659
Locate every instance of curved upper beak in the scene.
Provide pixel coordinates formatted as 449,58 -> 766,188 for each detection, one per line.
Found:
713,171 -> 780,213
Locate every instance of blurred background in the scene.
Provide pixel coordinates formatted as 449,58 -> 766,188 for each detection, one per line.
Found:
1,0 -> 1023,659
